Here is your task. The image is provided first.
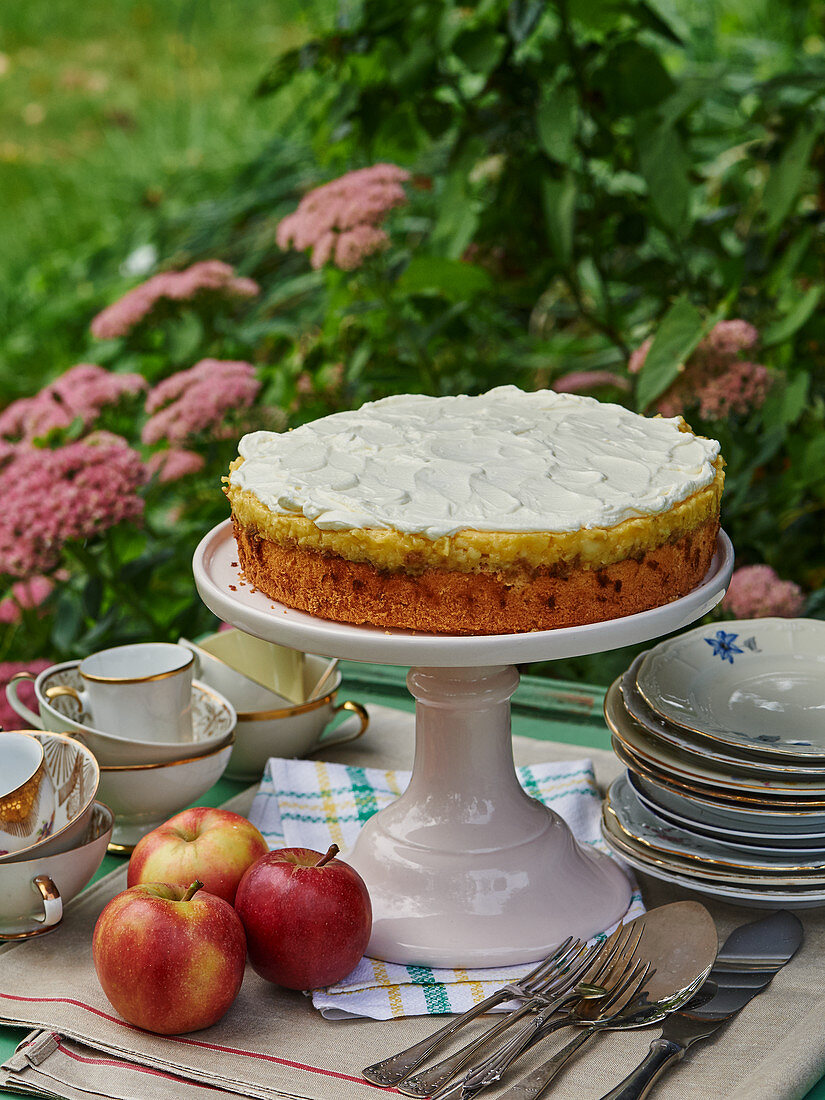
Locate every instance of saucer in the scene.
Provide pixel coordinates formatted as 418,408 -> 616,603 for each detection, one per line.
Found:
621,655 -> 825,776
608,775 -> 825,871
626,771 -> 825,849
606,681 -> 825,800
610,735 -> 825,810
602,807 -> 825,887
600,825 -> 825,910
635,618 -> 825,757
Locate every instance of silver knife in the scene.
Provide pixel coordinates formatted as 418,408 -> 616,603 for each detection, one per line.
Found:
598,909 -> 804,1100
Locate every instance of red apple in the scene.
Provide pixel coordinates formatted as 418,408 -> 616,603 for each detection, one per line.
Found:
234,844 -> 371,990
93,881 -> 246,1034
127,807 -> 269,905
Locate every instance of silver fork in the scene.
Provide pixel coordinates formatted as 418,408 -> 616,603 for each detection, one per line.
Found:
398,924 -> 640,1098
432,953 -> 652,1099
361,935 -> 592,1088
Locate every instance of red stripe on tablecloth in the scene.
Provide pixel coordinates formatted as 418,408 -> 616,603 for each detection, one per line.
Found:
0,992 -> 394,1090
56,1040 -> 220,1086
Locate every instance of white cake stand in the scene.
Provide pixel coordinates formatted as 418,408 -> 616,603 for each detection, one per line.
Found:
193,520 -> 733,966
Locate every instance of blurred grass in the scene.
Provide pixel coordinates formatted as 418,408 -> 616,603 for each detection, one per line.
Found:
0,0 -> 314,291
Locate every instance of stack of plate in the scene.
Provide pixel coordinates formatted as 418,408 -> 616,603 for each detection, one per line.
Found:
601,617 -> 825,909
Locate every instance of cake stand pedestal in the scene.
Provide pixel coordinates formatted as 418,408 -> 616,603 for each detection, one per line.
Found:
193,520 -> 733,966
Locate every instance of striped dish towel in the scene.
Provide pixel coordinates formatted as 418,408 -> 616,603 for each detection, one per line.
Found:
248,757 -> 643,1020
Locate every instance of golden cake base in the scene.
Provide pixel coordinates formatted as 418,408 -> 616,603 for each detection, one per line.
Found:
232,515 -> 720,636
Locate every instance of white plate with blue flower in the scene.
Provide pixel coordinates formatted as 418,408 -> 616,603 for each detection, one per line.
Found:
636,618 -> 825,758
621,654 -> 825,775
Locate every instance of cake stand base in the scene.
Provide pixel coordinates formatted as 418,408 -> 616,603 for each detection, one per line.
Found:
346,665 -> 630,966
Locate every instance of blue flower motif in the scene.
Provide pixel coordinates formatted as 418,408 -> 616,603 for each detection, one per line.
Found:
705,630 -> 744,664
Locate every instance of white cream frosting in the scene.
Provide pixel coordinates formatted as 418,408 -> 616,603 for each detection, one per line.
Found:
231,387 -> 720,539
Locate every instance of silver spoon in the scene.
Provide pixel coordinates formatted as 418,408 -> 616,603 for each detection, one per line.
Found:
438,900 -> 718,1100
496,902 -> 720,1100
399,924 -> 641,1097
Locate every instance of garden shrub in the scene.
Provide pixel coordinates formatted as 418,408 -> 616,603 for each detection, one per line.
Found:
1,0 -> 824,684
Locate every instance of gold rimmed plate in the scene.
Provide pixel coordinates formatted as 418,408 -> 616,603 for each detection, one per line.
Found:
635,617 -> 825,759
625,770 -> 825,848
621,655 -> 825,776
601,806 -> 825,888
611,734 -> 825,811
606,776 -> 825,873
606,680 -> 825,801
600,825 -> 825,910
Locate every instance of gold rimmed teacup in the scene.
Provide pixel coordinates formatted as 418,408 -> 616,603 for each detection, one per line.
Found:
0,731 -> 50,855
228,695 -> 369,781
8,664 -> 236,766
50,643 -> 195,744
180,643 -> 370,781
0,731 -> 99,864
0,802 -> 113,939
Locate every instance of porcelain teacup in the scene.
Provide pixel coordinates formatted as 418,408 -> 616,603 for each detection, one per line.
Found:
0,802 -> 113,938
179,640 -> 368,780
227,686 -> 369,780
0,729 -> 43,799
180,636 -> 299,712
0,731 -> 53,856
0,731 -> 99,863
45,642 -> 194,743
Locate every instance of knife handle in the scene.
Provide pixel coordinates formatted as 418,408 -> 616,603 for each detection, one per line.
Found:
598,1037 -> 685,1100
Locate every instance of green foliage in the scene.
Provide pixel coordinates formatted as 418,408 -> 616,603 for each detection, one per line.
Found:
3,0 -> 825,681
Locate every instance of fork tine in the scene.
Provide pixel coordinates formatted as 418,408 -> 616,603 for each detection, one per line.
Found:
596,959 -> 653,1017
521,939 -> 589,994
531,942 -> 604,998
518,935 -> 578,988
580,926 -> 633,986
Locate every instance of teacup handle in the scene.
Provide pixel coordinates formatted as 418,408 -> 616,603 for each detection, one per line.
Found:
0,876 -> 63,941
5,672 -> 43,730
317,700 -> 370,750
44,685 -> 84,712
34,875 -> 63,928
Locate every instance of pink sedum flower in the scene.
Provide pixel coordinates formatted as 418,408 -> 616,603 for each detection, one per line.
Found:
0,660 -> 51,732
0,576 -> 55,624
722,564 -> 805,619
705,320 -> 759,358
142,359 -> 261,446
552,371 -> 631,394
0,364 -> 146,443
628,320 -> 773,420
333,224 -> 390,271
694,361 -> 772,420
277,163 -> 409,270
146,448 -> 206,483
0,437 -> 148,579
91,261 -> 260,340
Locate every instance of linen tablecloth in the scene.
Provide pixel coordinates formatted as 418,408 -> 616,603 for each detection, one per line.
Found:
1,703 -> 824,1099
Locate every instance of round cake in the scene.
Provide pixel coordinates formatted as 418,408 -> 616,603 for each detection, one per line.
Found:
224,387 -> 724,635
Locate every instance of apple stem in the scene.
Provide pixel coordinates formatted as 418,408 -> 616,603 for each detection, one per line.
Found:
183,880 -> 204,901
314,844 -> 339,868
